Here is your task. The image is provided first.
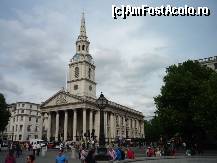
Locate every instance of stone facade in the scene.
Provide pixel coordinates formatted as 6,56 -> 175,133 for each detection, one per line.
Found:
197,56 -> 217,71
40,14 -> 144,142
4,102 -> 41,141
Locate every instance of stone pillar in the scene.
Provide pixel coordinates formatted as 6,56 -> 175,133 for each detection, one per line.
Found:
47,112 -> 51,141
141,121 -> 144,138
95,111 -> 100,140
123,116 -> 126,138
104,112 -> 107,138
133,119 -> 135,138
110,113 -> 114,139
83,109 -> 86,135
89,110 -> 93,134
39,113 -> 44,139
114,114 -> 117,138
64,110 -> 68,141
73,110 -> 77,141
55,111 -> 59,141
129,119 -> 132,138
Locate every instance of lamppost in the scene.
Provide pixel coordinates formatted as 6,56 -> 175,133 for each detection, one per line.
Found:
95,92 -> 110,161
96,92 -> 108,147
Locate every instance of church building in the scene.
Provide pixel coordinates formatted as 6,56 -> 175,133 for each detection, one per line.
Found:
40,14 -> 144,142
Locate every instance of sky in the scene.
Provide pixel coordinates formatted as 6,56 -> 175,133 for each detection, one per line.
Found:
0,0 -> 217,118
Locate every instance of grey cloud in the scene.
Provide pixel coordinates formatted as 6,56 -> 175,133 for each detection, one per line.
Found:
0,12 -> 69,91
0,74 -> 23,95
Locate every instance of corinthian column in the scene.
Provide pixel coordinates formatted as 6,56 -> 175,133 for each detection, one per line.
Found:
55,111 -> 59,141
39,113 -> 44,139
47,112 -> 51,141
73,110 -> 77,141
104,112 -> 107,138
110,113 -> 114,139
95,111 -> 100,140
89,110 -> 93,134
64,110 -> 68,141
83,109 -> 86,135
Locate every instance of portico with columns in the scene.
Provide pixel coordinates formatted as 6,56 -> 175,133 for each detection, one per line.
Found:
40,13 -> 144,142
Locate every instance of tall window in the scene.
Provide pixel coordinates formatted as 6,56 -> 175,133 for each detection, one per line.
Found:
78,45 -> 80,51
82,45 -> 85,50
88,68 -> 91,79
116,116 -> 119,126
20,125 -> 23,131
75,67 -> 79,78
29,117 -> 31,121
27,125 -> 31,132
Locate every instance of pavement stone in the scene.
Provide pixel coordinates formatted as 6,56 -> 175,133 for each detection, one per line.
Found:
1,148 -> 217,163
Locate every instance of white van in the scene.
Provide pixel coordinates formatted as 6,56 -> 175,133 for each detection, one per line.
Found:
30,139 -> 46,147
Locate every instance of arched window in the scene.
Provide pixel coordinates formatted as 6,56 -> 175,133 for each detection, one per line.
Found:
88,68 -> 91,79
82,45 -> 85,50
75,67 -> 79,78
78,45 -> 80,51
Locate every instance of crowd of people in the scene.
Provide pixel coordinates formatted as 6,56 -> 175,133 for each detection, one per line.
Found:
74,145 -> 135,163
1,136 -> 204,163
3,141 -> 43,163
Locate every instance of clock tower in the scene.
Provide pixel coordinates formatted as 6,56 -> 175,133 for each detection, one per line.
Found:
67,13 -> 96,98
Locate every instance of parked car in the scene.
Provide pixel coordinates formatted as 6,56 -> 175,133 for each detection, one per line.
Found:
47,142 -> 55,149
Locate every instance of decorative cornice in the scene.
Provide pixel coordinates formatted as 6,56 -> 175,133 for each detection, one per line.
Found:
69,60 -> 95,68
67,78 -> 96,85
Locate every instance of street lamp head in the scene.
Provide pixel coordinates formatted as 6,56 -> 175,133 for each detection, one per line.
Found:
96,92 -> 108,109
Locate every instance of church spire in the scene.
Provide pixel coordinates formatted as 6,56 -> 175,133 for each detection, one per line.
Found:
76,12 -> 90,54
80,12 -> 86,37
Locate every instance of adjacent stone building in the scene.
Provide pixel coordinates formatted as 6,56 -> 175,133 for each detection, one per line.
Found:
40,14 -> 145,142
197,56 -> 217,72
4,102 -> 41,141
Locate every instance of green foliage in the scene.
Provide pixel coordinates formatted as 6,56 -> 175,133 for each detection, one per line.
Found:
0,93 -> 10,132
144,117 -> 163,141
154,61 -> 217,142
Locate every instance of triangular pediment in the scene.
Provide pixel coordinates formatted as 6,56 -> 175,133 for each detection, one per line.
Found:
41,90 -> 83,108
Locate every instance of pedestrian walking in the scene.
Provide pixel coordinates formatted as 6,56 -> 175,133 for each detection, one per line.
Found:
15,143 -> 21,158
36,143 -> 41,156
80,147 -> 87,163
32,143 -> 37,156
26,155 -> 35,163
56,149 -> 68,163
108,147 -> 116,160
5,150 -> 16,163
127,148 -> 135,159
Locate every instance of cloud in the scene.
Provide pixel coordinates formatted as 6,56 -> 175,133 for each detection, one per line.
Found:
0,0 -> 216,117
0,74 -> 23,96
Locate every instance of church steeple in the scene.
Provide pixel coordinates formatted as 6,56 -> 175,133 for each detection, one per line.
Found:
68,13 -> 96,98
80,12 -> 86,37
76,13 -> 90,54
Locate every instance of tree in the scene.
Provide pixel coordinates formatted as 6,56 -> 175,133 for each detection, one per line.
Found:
154,61 -> 217,144
144,117 -> 163,142
0,93 -> 10,133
